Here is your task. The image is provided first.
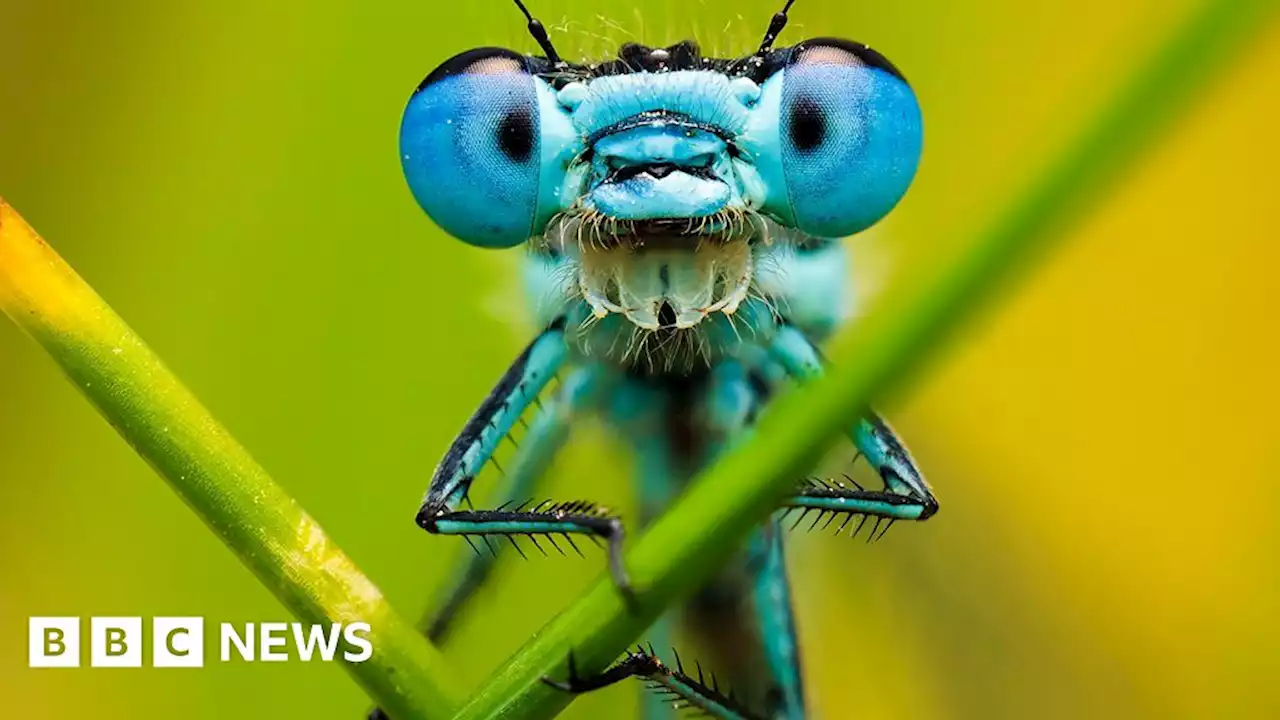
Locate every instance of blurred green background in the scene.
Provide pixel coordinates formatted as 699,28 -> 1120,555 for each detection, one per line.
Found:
2,0 -> 1277,717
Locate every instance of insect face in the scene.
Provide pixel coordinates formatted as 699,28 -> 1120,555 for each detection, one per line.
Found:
399,5 -> 922,343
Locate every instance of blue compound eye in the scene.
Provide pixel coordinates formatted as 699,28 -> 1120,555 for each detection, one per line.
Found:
777,39 -> 923,238
400,48 -> 544,248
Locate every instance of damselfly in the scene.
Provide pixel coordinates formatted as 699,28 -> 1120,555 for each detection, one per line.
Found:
387,2 -> 938,717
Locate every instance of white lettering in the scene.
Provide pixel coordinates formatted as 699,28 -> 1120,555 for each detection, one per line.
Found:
220,623 -> 254,662
259,622 -> 289,661
343,622 -> 373,662
291,622 -> 342,661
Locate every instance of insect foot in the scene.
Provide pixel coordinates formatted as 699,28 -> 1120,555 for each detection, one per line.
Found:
415,499 -> 635,602
544,646 -> 767,720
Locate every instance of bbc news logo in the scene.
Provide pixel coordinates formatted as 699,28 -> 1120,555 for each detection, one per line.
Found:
29,617 -> 372,668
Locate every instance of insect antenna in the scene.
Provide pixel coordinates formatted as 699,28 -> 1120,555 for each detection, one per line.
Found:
755,0 -> 798,56
512,0 -> 565,66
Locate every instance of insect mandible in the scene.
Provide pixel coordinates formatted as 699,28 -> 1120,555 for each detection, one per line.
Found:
389,1 -> 939,717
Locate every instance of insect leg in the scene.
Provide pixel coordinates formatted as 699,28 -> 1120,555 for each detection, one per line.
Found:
768,323 -> 939,523
420,368 -> 589,644
418,374 -> 629,589
368,320 -> 585,720
371,400 -> 586,720
420,500 -> 628,594
419,316 -> 568,514
543,647 -> 768,720
416,319 -> 631,593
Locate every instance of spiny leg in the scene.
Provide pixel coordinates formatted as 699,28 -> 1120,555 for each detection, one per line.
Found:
419,368 -> 587,645
544,647 -> 767,720
768,323 -> 939,526
367,323 -> 589,720
419,316 -> 567,513
784,462 -> 930,544
415,316 -> 632,596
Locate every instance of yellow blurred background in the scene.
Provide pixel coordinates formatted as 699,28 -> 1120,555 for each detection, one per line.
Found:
1,0 -> 1276,718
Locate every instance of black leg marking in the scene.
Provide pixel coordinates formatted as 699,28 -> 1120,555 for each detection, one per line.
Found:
419,317 -> 568,524
543,647 -> 768,720
542,649 -> 654,694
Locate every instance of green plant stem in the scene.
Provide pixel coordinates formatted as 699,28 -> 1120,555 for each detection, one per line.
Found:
0,200 -> 460,719
455,1 -> 1279,718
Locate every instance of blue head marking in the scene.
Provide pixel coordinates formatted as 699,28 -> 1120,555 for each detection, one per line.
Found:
400,35 -> 921,246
